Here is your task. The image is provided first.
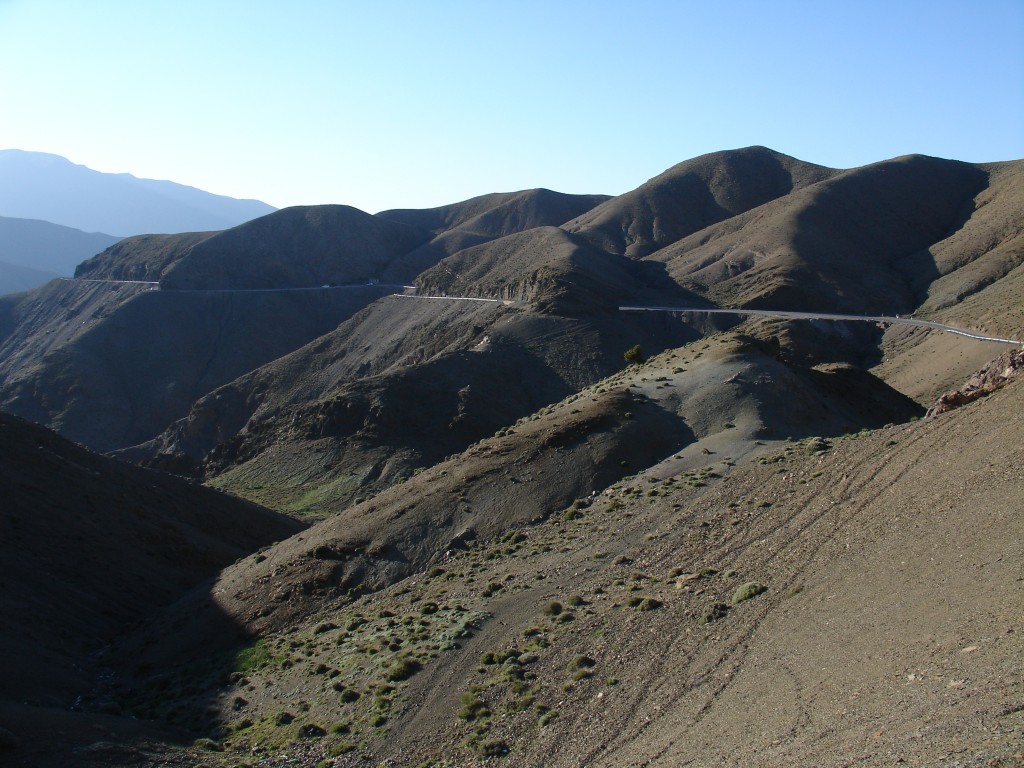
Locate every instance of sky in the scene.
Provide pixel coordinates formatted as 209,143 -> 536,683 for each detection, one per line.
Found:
1,0 -> 1022,213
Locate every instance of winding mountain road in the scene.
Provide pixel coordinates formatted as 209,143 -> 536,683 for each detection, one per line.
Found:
390,293 -> 512,304
618,304 -> 1023,345
53,277 -> 1021,345
59,277 -> 415,294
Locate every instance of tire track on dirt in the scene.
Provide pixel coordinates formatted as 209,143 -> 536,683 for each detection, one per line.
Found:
587,422 -> 951,765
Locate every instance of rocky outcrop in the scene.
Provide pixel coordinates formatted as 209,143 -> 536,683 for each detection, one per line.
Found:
928,348 -> 1024,416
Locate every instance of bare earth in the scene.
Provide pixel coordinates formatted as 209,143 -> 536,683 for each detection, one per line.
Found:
81,344 -> 1020,768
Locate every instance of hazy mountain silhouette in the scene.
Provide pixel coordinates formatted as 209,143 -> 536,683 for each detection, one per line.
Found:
0,149 -> 276,236
0,216 -> 121,295
0,215 -> 120,279
0,261 -> 59,296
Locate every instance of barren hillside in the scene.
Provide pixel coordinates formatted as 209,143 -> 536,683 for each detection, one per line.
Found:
1,146 -> 1022,768
23,342 -> 1014,768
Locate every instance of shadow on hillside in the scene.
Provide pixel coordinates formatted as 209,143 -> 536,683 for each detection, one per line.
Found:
105,583 -> 267,744
787,158 -> 987,316
802,364 -> 926,429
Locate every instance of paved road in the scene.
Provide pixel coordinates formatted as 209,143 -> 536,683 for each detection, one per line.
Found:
170,283 -> 415,295
390,293 -> 512,305
54,278 -> 1021,345
61,277 -> 159,286
59,277 -> 414,294
619,304 -> 1023,345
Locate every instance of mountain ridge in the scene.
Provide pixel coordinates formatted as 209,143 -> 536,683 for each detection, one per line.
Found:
0,215 -> 122,295
0,149 -> 276,236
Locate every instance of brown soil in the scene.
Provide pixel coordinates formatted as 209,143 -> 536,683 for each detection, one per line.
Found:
71,361 -> 1021,768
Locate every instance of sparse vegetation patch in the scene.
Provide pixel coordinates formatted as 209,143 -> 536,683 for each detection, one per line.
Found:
731,582 -> 767,604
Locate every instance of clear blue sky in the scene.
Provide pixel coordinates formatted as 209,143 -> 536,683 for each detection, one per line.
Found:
1,0 -> 1021,213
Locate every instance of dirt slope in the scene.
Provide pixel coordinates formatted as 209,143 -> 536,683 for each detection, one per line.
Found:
75,230 -> 215,281
378,188 -> 609,281
145,295 -> 711,513
64,351 -> 1021,768
159,205 -> 429,290
3,146 -> 1022,768
915,160 -> 1024,320
114,329 -> 921,666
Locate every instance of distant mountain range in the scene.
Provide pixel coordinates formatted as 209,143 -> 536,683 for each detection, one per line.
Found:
0,215 -> 121,294
0,150 -> 276,236
0,150 -> 276,294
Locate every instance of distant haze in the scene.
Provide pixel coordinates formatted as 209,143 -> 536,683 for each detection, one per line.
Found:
0,215 -> 120,273
0,149 -> 276,236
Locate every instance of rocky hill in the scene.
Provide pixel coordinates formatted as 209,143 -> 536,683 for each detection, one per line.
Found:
1,146 -> 1020,479
8,341 -> 1018,768
1,146 -> 1022,767
563,145 -> 837,258
128,151 -> 1023,522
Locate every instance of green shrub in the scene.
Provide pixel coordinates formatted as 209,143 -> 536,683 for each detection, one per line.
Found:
633,597 -> 663,612
338,687 -> 360,703
624,345 -> 646,365
458,691 -> 490,721
537,708 -> 558,726
731,582 -> 767,604
233,640 -> 273,674
384,657 -> 422,682
476,739 -> 509,757
567,655 -> 596,672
